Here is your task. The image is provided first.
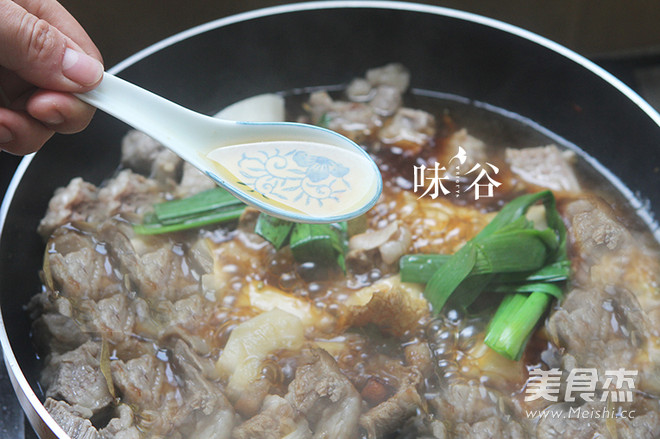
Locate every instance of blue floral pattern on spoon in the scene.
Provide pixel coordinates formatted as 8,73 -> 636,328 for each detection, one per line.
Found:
236,148 -> 351,207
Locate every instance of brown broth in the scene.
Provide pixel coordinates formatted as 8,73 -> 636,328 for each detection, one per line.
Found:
33,80 -> 660,438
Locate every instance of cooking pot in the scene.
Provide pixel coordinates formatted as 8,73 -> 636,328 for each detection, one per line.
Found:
1,1 -> 659,437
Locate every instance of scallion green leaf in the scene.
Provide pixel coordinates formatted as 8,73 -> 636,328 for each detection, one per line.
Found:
133,187 -> 246,235
492,281 -> 564,300
424,244 -> 477,311
495,260 -> 570,284
255,214 -> 294,249
134,204 -> 245,235
400,255 -> 570,285
154,187 -> 239,223
473,228 -> 556,274
399,254 -> 451,283
254,213 -> 349,272
399,190 -> 569,361
289,222 -> 348,272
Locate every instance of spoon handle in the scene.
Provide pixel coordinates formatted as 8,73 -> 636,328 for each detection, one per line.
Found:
76,72 -> 210,166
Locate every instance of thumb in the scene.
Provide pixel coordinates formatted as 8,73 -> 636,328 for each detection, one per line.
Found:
0,0 -> 103,91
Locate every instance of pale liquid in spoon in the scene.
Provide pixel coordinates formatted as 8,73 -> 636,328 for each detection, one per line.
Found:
206,141 -> 378,217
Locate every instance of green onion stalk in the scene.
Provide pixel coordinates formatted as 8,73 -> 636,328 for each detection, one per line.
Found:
133,187 -> 246,235
399,190 -> 569,360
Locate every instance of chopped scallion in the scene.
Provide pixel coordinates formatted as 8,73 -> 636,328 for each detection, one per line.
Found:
154,187 -> 240,223
399,190 -> 569,360
255,214 -> 294,249
134,187 -> 245,235
484,292 -> 552,361
401,256 -> 570,285
290,222 -> 348,272
255,213 -> 349,272
399,254 -> 451,283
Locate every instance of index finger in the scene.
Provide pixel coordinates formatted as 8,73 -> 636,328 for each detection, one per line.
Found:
0,0 -> 103,91
12,0 -> 101,61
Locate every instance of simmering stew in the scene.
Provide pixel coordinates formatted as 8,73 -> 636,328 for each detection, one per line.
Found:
31,65 -> 660,439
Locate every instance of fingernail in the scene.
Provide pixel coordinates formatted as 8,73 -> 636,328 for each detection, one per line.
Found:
0,125 -> 14,144
43,111 -> 65,125
62,48 -> 104,87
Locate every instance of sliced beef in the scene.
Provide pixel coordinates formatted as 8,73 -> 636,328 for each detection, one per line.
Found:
454,416 -> 526,439
106,340 -> 233,438
133,244 -> 201,299
370,85 -> 403,117
100,224 -> 202,300
44,398 -> 100,439
158,294 -> 207,331
505,144 -> 580,192
171,340 -> 231,415
307,64 -> 411,144
38,177 -> 99,238
121,129 -> 167,174
307,91 -> 380,143
285,348 -> 362,439
348,221 -> 412,268
404,341 -> 434,377
28,293 -> 90,355
378,107 -> 435,154
545,286 -> 648,381
42,341 -> 113,414
620,410 -> 660,439
442,128 -> 487,174
31,312 -> 89,354
233,395 -> 312,439
563,198 -> 630,274
359,368 -> 425,439
342,274 -> 429,338
536,401 -> 660,439
48,244 -> 121,300
150,147 -> 182,184
531,196 -> 660,438
171,340 -> 234,439
76,293 -> 136,346
156,295 -> 215,356
40,168 -> 167,241
110,354 -> 168,410
346,77 -> 374,102
96,169 -> 165,218
563,197 -> 660,304
99,404 -> 141,439
547,197 -> 660,395
364,63 -> 410,93
432,381 -> 503,425
110,354 -> 188,436
46,229 -> 123,301
121,129 -> 182,183
177,161 -> 217,197
430,380 -> 526,437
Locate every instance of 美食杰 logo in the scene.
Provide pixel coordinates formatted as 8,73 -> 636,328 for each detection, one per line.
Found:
525,367 -> 638,403
523,367 -> 639,421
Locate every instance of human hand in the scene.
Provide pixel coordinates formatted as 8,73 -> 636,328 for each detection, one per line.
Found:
0,0 -> 103,155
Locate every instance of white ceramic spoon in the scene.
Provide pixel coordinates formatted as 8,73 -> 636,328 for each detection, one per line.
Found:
77,72 -> 382,223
